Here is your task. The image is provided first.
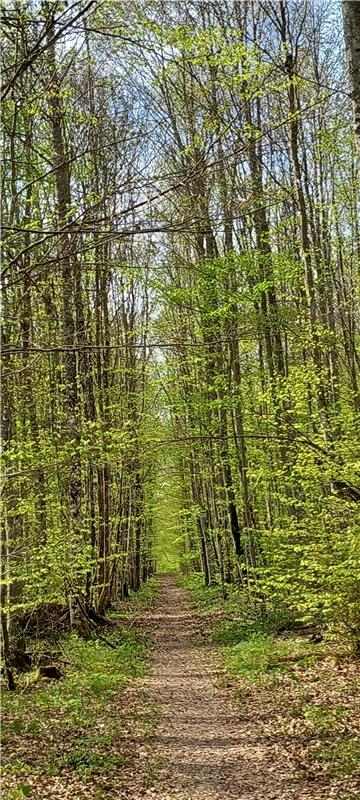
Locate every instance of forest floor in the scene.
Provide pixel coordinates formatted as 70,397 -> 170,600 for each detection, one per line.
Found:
131,573 -> 360,800
2,574 -> 360,800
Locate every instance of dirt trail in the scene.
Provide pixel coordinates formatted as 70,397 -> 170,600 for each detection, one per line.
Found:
134,573 -> 302,800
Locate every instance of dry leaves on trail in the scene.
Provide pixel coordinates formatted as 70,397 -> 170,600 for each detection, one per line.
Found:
126,574 -> 360,800
2,684 -> 158,800
3,575 -> 360,800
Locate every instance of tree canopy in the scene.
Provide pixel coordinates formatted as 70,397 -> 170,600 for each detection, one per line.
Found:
1,0 -> 360,678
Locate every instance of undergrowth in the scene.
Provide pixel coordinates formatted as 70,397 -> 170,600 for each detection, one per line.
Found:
2,629 -> 147,732
178,571 -> 295,630
1,579 -> 159,798
181,571 -> 360,787
110,576 -> 159,618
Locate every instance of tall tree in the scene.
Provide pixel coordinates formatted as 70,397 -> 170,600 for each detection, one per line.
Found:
343,1 -> 360,154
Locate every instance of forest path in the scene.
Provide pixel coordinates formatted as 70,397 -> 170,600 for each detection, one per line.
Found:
133,573 -> 301,800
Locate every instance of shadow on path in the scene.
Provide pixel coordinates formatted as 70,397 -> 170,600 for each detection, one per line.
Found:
130,574 -> 308,800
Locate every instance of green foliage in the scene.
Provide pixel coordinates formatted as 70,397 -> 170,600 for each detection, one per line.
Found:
152,475 -> 182,572
2,0 -> 360,722
5,785 -> 32,800
221,634 -> 323,685
315,737 -> 360,779
63,747 -> 125,777
1,602 -> 152,796
177,573 -> 226,612
114,576 -> 159,615
2,628 -> 148,735
301,703 -> 348,731
212,619 -> 269,645
3,762 -> 32,778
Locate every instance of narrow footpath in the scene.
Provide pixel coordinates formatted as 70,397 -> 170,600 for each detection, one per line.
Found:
133,574 -> 305,800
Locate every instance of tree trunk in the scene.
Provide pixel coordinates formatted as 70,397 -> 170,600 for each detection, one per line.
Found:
343,1 -> 360,154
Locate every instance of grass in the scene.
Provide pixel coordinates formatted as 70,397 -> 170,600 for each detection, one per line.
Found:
301,703 -> 349,731
62,747 -> 125,777
321,737 -> 360,778
5,785 -> 33,800
177,572 -> 228,613
178,571 -> 295,630
2,628 -> 147,732
109,576 -> 159,619
1,578 -> 159,798
220,633 -> 324,683
179,572 -> 325,681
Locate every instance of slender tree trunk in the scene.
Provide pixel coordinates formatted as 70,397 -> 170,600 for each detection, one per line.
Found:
47,27 -> 82,610
342,1 -> 360,155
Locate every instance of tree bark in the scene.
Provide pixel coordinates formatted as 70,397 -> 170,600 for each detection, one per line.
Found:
343,1 -> 360,155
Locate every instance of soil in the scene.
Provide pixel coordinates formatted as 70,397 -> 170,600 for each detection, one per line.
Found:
132,573 -> 305,800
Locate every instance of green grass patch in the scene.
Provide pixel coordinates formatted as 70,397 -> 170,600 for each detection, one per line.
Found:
130,576 -> 159,610
5,785 -> 33,799
212,618 -> 269,645
178,571 -> 296,629
220,633 -> 324,684
2,628 -> 147,733
177,572 -> 231,613
179,573 -> 327,687
2,760 -> 33,778
1,578 -> 159,796
180,572 -> 322,685
109,576 -> 159,620
44,729 -> 127,778
63,747 -> 125,777
302,703 -> 349,731
291,702 -> 360,781
315,736 -> 360,778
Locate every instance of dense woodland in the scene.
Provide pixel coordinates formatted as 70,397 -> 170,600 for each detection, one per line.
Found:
2,0 -> 360,688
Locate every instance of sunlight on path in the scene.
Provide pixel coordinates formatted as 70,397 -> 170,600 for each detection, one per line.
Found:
132,575 -> 305,800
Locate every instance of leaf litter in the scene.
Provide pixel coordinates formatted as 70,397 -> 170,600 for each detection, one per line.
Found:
2,574 -> 360,799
